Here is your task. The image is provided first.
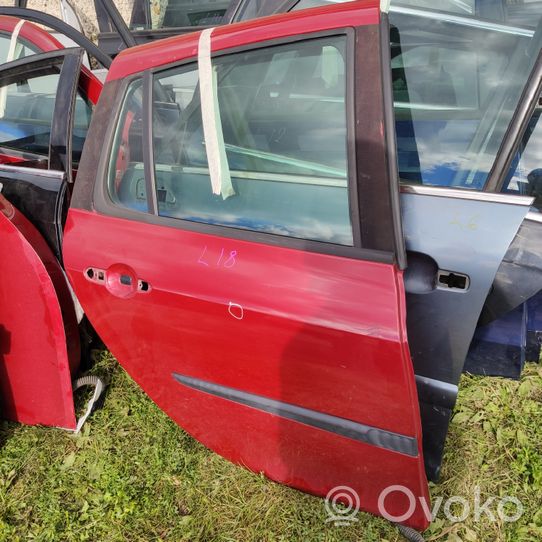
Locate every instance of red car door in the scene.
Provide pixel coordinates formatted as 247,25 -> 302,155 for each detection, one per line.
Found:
64,1 -> 430,529
0,49 -> 87,428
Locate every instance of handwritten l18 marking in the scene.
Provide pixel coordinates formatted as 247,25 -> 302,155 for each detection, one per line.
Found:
198,245 -> 237,268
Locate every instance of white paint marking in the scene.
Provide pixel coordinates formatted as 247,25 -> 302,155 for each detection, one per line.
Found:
228,302 -> 244,320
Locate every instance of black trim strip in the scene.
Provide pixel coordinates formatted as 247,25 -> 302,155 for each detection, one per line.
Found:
379,13 -> 407,270
415,374 -> 458,411
70,79 -> 122,211
354,24 -> 398,256
344,28 -> 362,249
50,48 -> 83,178
173,373 -> 419,457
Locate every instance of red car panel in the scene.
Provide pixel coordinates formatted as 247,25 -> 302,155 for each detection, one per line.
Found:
0,17 -> 103,429
64,209 -> 430,529
106,0 -> 379,80
0,194 -> 79,429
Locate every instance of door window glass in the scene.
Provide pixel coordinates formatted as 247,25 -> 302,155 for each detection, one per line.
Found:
389,10 -> 541,189
0,68 -> 93,165
107,79 -> 145,212
130,0 -> 236,30
291,4 -> 541,191
292,0 -> 542,28
147,36 -> 352,245
501,98 -> 542,208
0,32 -> 40,63
0,73 -> 59,159
392,0 -> 542,29
108,38 -> 353,245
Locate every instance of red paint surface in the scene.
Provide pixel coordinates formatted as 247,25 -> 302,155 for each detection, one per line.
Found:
0,15 -> 102,104
0,153 -> 25,164
0,195 -> 78,429
107,0 -> 380,81
64,1 -> 430,529
0,15 -> 64,54
0,16 -> 102,429
64,209 -> 430,529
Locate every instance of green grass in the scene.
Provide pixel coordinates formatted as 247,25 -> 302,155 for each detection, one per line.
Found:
0,351 -> 541,541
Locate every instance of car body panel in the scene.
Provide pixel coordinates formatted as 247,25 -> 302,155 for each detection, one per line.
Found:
64,207 -> 430,530
0,38 -> 99,429
402,188 -> 532,384
0,193 -> 79,429
91,0 -> 540,488
400,186 -> 532,477
64,1 -> 431,529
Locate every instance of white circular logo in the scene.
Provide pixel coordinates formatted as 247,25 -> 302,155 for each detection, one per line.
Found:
325,486 -> 360,525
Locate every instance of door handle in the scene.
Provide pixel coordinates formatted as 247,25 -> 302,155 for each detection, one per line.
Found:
437,270 -> 470,291
404,251 -> 470,293
85,264 -> 150,298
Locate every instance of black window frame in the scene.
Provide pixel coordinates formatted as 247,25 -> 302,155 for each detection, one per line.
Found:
0,47 -> 85,261
91,27 -> 402,266
0,47 -> 84,178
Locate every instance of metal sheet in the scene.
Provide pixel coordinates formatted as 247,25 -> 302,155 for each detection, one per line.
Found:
401,187 -> 530,479
0,194 -> 79,429
481,217 -> 542,324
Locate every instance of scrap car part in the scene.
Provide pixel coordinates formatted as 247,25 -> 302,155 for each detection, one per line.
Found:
0,192 -> 80,428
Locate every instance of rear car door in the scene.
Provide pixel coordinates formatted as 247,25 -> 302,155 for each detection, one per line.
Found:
385,4 -> 541,480
64,1 -> 432,529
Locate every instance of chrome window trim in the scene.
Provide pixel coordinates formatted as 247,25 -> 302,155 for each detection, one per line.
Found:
389,5 -> 535,37
0,163 -> 66,181
526,210 -> 542,223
